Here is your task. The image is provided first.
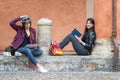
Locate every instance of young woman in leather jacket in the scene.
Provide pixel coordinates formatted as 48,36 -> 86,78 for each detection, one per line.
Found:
59,18 -> 96,55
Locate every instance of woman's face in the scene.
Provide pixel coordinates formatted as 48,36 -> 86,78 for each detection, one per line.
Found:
86,20 -> 94,29
24,22 -> 31,29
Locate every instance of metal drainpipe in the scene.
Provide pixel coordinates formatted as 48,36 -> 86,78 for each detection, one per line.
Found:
112,0 -> 117,38
112,0 -> 119,71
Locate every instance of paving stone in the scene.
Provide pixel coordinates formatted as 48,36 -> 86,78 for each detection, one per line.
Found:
0,72 -> 120,80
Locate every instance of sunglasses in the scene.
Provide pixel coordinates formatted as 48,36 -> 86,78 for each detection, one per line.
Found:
22,17 -> 31,22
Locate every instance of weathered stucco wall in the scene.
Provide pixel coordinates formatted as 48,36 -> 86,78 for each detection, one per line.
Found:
0,0 -> 119,51
94,0 -> 112,39
117,0 -> 120,39
0,0 -> 86,51
95,0 -> 120,39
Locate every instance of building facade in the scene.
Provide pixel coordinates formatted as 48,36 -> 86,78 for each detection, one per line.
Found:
0,0 -> 119,51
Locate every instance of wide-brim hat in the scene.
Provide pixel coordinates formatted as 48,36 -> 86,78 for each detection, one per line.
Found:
22,16 -> 31,23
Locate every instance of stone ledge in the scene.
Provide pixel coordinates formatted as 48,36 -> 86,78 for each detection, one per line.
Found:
38,55 -> 114,72
0,55 -> 30,71
0,54 -> 116,72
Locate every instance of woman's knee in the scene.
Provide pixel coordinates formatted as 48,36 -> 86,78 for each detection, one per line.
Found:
17,47 -> 29,53
68,33 -> 74,37
19,48 -> 31,54
34,49 -> 43,56
25,48 -> 31,53
38,49 -> 43,55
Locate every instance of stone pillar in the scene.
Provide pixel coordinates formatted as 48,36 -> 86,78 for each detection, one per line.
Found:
86,0 -> 94,18
37,18 -> 52,55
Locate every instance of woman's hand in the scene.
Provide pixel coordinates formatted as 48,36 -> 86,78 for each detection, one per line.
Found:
75,35 -> 82,43
33,44 -> 39,50
33,46 -> 38,50
75,35 -> 86,46
20,15 -> 28,19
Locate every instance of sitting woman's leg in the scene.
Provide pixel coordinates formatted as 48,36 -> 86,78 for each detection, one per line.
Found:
59,34 -> 89,55
17,47 -> 39,65
59,34 -> 72,49
17,47 -> 47,72
32,48 -> 43,57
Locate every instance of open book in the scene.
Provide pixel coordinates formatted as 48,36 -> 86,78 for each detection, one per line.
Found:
71,28 -> 81,37
25,44 -> 38,48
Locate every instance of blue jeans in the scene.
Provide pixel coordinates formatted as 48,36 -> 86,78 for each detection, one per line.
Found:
17,47 -> 43,65
59,34 -> 89,55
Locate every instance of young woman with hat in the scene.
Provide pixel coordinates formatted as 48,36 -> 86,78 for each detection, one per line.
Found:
9,15 -> 48,73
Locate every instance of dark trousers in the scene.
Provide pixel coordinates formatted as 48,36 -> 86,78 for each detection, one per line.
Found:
59,34 -> 89,55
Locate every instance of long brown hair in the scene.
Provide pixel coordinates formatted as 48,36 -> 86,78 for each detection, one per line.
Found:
22,21 -> 35,41
82,18 -> 96,46
84,18 -> 95,34
22,21 -> 32,29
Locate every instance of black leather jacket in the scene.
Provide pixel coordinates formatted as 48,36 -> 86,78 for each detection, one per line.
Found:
82,29 -> 96,53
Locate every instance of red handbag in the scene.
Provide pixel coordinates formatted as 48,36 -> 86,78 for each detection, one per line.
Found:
49,41 -> 63,56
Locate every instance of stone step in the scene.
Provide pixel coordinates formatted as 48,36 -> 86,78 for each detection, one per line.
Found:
0,71 -> 120,80
38,54 -> 115,72
0,54 -> 117,72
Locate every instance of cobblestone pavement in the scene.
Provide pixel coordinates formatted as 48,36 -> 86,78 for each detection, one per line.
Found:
0,71 -> 120,80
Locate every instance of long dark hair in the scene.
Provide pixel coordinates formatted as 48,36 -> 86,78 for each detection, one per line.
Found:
22,21 -> 32,30
22,21 -> 35,40
82,18 -> 96,46
84,18 -> 95,33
